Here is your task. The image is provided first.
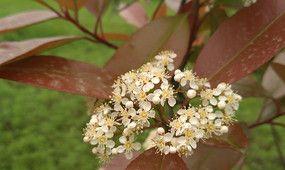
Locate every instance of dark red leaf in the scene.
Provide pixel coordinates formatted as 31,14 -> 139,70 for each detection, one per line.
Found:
102,33 -> 130,41
194,0 -> 285,86
105,15 -> 190,76
152,2 -> 167,20
0,36 -> 81,66
183,143 -> 242,170
56,0 -> 88,10
204,124 -> 248,149
102,153 -> 140,170
126,148 -> 188,170
0,10 -> 58,34
184,124 -> 248,169
0,55 -> 113,98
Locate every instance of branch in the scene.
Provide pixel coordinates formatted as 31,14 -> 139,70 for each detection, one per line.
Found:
179,0 -> 200,69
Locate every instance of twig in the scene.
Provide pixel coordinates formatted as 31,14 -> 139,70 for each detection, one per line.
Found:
248,112 -> 285,129
271,122 -> 285,128
270,125 -> 285,168
179,0 -> 200,69
34,0 -> 118,49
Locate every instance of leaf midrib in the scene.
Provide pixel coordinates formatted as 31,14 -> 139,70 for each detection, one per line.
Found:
208,10 -> 285,82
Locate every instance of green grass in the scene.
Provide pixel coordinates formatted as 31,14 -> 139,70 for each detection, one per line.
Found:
0,0 -> 284,169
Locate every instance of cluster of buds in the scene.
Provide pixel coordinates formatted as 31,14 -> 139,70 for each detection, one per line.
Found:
83,51 -> 242,161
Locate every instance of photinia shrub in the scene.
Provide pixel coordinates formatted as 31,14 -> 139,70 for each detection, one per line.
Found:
0,0 -> 284,169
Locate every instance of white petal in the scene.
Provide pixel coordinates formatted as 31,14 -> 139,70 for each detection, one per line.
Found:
169,146 -> 177,153
133,142 -> 141,151
164,133 -> 173,142
106,140 -> 115,148
210,98 -> 218,106
117,145 -> 125,153
119,136 -> 127,144
125,151 -> 133,159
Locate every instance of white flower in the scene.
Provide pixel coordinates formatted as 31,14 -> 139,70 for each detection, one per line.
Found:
117,135 -> 141,159
83,51 -> 242,160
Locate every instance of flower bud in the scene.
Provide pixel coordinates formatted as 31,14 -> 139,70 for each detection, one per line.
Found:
187,89 -> 197,98
220,126 -> 228,133
83,136 -> 89,143
125,101 -> 134,108
157,127 -> 165,135
169,146 -> 177,154
218,101 -> 226,109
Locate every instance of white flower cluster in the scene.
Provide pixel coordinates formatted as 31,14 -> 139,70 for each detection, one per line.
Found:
83,51 -> 241,161
243,0 -> 257,7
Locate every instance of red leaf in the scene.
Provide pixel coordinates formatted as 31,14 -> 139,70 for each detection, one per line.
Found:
0,10 -> 58,34
204,124 -> 248,149
152,2 -> 167,20
126,148 -> 188,170
105,15 -> 190,76
0,36 -> 81,66
0,55 -> 113,98
119,2 -> 149,28
102,33 -> 130,41
56,0 -> 88,10
101,153 -> 140,170
194,0 -> 285,86
183,143 -> 242,170
184,124 -> 248,169
262,51 -> 285,99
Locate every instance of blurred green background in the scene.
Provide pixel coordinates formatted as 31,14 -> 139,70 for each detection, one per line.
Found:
0,0 -> 284,169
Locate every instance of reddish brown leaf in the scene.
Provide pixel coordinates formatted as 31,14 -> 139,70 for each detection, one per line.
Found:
101,153 -> 140,170
232,76 -> 268,98
105,15 -> 190,76
152,2 -> 167,20
0,55 -> 113,98
262,51 -> 285,99
102,33 -> 130,41
56,0 -> 88,10
184,124 -> 248,170
126,148 -> 188,170
204,124 -> 248,149
119,2 -> 149,28
0,10 -> 58,34
194,0 -> 285,86
183,143 -> 242,170
0,36 -> 81,66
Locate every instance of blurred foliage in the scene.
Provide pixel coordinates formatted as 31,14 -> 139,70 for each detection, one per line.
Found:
0,0 -> 284,170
